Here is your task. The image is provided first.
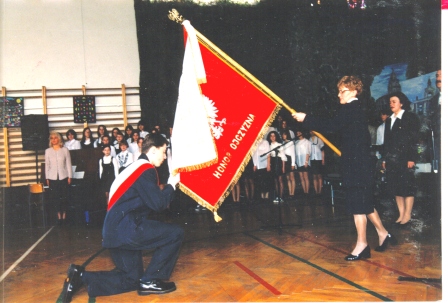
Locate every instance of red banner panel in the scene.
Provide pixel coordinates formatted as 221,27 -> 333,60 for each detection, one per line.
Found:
178,36 -> 280,214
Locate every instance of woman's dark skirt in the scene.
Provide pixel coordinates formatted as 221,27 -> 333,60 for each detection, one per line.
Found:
345,186 -> 375,215
297,165 -> 308,172
242,158 -> 255,180
270,156 -> 284,177
49,178 -> 69,212
101,175 -> 115,193
254,168 -> 273,193
386,161 -> 416,197
310,160 -> 323,175
284,155 -> 292,174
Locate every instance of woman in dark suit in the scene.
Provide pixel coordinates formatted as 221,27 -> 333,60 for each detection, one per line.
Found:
382,92 -> 420,226
293,76 -> 395,261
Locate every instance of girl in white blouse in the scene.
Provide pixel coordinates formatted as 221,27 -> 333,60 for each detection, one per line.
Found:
127,130 -> 140,154
266,131 -> 286,203
94,125 -> 108,148
252,139 -> 271,199
116,141 -> 134,173
137,120 -> 149,138
80,127 -> 95,149
310,132 -> 325,195
281,130 -> 296,197
295,129 -> 311,195
99,145 -> 119,203
64,129 -> 81,150
133,137 -> 144,161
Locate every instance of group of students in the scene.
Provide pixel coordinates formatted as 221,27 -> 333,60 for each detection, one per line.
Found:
232,117 -> 326,205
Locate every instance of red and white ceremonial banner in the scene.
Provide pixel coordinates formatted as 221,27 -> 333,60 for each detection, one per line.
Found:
171,20 -> 284,221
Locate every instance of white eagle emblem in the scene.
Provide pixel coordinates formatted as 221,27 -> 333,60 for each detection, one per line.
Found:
203,95 -> 226,139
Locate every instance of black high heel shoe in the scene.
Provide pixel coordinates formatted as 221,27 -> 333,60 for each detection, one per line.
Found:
375,233 -> 398,252
345,245 -> 371,261
398,221 -> 410,228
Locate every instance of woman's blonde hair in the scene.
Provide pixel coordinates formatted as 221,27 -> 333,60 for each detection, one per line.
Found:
49,131 -> 64,148
337,75 -> 363,96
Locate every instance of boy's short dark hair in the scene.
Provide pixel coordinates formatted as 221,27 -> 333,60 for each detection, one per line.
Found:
142,133 -> 168,154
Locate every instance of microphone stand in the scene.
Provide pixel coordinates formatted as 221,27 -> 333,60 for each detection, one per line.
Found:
259,139 -> 301,235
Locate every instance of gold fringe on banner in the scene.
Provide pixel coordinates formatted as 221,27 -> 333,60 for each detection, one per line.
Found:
174,158 -> 217,174
173,138 -> 219,175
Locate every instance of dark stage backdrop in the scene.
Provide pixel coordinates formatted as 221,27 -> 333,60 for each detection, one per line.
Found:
134,0 -> 440,131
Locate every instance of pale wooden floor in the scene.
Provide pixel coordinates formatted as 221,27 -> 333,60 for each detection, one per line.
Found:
0,191 -> 442,302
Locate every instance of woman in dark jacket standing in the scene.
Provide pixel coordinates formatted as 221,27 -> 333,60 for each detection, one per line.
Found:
293,76 -> 395,261
382,92 -> 420,226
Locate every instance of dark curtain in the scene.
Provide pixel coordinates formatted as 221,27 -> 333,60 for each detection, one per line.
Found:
134,0 -> 440,131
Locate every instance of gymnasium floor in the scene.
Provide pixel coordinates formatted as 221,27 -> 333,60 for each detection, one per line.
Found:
0,183 -> 442,302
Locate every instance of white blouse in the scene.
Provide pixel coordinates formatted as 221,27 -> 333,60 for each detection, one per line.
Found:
252,139 -> 270,170
128,142 -> 139,154
93,138 -> 102,148
295,138 -> 311,167
269,142 -> 287,161
116,150 -> 134,168
283,140 -> 296,168
64,139 -> 81,150
139,131 -> 149,138
310,136 -> 324,161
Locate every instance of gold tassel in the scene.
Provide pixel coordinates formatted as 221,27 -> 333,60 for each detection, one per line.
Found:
213,211 -> 222,222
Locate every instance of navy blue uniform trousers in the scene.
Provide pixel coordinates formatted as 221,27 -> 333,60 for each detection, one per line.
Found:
82,220 -> 184,297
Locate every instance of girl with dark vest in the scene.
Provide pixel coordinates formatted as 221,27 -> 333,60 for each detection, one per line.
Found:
99,145 -> 119,203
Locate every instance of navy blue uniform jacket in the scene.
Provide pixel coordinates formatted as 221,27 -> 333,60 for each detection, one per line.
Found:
102,158 -> 175,248
303,100 -> 373,188
383,110 -> 420,164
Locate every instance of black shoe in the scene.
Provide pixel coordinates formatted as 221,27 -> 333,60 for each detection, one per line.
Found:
344,245 -> 371,261
138,279 -> 176,295
61,264 -> 85,303
399,221 -> 410,228
375,233 -> 397,252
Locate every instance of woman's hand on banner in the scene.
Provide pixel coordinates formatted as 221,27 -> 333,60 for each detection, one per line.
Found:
292,112 -> 306,122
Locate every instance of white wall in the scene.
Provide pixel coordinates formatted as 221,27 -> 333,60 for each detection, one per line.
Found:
0,0 -> 141,187
0,0 -> 140,89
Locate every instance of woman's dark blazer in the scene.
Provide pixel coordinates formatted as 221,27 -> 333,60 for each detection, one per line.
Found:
383,110 -> 420,165
302,100 -> 373,188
